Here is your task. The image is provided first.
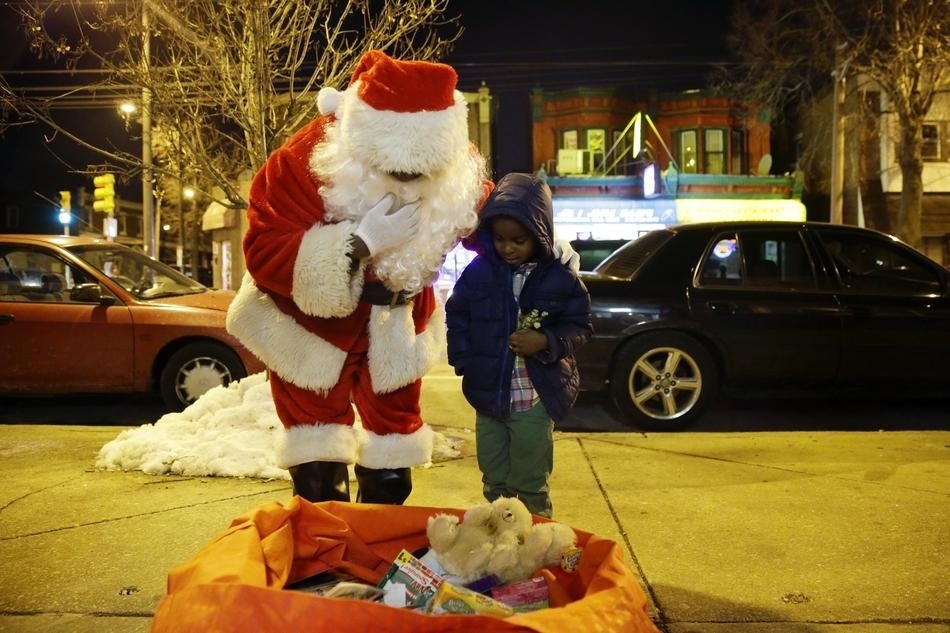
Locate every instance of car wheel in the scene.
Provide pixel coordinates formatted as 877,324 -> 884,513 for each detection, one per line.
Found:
159,342 -> 247,411
609,331 -> 718,431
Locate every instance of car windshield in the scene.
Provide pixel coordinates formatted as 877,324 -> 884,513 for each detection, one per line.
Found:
69,244 -> 207,300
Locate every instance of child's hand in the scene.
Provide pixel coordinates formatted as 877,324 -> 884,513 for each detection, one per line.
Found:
508,328 -> 547,356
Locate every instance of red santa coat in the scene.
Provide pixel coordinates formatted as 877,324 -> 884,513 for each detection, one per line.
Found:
227,117 -> 446,468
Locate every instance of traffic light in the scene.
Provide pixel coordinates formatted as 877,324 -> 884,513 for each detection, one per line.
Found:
93,173 -> 115,213
58,190 -> 72,226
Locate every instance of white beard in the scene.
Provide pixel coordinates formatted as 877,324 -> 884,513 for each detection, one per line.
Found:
310,120 -> 486,295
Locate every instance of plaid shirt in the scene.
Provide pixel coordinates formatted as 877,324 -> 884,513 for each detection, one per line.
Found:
511,263 -> 540,412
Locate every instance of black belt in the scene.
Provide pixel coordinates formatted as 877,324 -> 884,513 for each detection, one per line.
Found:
360,281 -> 413,307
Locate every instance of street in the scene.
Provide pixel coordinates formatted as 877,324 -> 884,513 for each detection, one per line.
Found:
1,384 -> 947,432
0,366 -> 948,633
560,390 -> 950,433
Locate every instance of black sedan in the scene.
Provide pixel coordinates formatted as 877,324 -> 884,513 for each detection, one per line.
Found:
576,221 -> 950,431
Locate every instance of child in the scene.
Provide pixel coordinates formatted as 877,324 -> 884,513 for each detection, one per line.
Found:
445,172 -> 593,517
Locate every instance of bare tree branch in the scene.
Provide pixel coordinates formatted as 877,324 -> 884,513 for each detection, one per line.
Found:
4,0 -> 462,250
721,0 -> 950,248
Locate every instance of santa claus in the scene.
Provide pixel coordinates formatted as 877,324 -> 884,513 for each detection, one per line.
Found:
226,50 -> 491,505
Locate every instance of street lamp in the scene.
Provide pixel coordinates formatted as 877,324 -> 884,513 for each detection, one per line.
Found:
118,97 -> 156,255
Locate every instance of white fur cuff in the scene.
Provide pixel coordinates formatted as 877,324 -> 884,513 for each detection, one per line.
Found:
359,424 -> 434,469
368,303 -> 446,393
293,220 -> 363,317
226,275 -> 348,392
277,423 -> 361,469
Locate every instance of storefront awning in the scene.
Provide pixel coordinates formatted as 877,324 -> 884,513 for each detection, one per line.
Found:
201,201 -> 237,232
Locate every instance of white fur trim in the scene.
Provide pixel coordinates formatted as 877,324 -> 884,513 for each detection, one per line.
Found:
359,424 -> 434,469
293,220 -> 363,317
227,274 -> 348,392
339,89 -> 469,175
277,423 -> 361,468
368,302 -> 446,394
317,86 -> 342,116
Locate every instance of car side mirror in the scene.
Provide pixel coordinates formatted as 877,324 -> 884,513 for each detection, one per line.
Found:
70,283 -> 117,306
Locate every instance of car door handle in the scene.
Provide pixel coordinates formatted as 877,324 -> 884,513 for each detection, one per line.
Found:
707,301 -> 738,315
0,313 -> 14,324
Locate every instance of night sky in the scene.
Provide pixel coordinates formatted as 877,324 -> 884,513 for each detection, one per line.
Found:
0,5 -> 142,216
444,0 -> 734,175
0,1 -> 734,212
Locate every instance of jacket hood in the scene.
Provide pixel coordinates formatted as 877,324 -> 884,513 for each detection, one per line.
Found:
475,173 -> 554,260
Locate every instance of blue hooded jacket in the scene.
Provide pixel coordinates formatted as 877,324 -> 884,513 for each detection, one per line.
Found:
445,173 -> 593,421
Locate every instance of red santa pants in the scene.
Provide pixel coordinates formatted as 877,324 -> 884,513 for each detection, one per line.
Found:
268,349 -> 424,438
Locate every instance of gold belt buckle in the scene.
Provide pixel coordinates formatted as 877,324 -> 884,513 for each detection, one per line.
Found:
390,290 -> 409,308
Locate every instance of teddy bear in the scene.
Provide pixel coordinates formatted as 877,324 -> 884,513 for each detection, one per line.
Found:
426,497 -> 578,585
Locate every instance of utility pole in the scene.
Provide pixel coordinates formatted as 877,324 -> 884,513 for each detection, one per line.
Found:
830,44 -> 848,225
141,2 -> 156,258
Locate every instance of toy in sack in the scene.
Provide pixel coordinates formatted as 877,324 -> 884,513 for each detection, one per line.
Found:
148,499 -> 661,633
425,497 -> 580,584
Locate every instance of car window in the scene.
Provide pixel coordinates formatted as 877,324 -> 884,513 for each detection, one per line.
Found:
570,239 -> 630,272
699,232 -> 742,285
0,247 -> 95,303
596,230 -> 673,279
698,229 -> 816,289
817,230 -> 943,294
72,244 -> 206,299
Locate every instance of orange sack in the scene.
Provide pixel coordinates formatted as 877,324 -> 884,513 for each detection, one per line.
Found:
150,499 -> 661,633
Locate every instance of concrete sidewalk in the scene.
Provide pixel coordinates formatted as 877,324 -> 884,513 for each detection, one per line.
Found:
1,366 -> 948,632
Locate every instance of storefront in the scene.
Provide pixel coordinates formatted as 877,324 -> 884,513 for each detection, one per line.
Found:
435,192 -> 807,299
552,195 -> 806,242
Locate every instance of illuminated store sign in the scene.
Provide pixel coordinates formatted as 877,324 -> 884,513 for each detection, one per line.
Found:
553,196 -> 807,240
675,198 -> 807,223
553,198 -> 676,240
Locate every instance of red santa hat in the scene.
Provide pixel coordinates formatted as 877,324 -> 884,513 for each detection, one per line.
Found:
317,50 -> 469,176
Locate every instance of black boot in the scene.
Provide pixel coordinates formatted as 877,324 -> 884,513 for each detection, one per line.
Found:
354,465 -> 412,505
288,461 -> 350,502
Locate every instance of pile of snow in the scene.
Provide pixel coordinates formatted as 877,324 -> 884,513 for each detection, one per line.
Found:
96,373 -> 464,480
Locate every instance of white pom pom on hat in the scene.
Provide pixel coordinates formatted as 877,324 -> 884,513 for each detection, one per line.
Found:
331,50 -> 470,175
317,86 -> 343,116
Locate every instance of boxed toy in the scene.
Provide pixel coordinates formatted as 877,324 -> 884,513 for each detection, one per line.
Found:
429,581 -> 515,617
378,549 -> 443,609
491,577 -> 550,613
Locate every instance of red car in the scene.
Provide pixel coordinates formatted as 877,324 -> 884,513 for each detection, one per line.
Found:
0,234 -> 265,411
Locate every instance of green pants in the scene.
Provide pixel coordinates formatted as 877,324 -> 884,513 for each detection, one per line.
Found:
475,401 -> 554,518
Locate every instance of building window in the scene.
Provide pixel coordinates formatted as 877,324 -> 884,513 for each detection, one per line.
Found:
586,128 -> 606,173
677,127 -> 751,174
610,129 -> 629,174
731,129 -> 747,174
922,123 -> 940,160
677,129 -> 698,173
562,129 -> 578,150
705,129 -> 726,174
